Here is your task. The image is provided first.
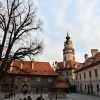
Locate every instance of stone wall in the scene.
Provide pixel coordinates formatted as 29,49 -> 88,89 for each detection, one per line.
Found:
0,74 -> 57,94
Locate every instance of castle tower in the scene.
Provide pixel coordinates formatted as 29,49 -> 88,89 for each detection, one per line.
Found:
63,32 -> 75,61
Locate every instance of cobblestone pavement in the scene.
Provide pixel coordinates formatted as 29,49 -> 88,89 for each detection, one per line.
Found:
0,93 -> 99,100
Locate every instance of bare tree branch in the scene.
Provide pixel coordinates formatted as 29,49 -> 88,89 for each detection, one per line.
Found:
0,0 -> 43,82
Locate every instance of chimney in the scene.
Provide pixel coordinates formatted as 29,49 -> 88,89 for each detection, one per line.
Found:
91,49 -> 98,57
52,62 -> 55,68
20,62 -> 23,69
32,58 -> 35,69
84,54 -> 88,61
10,61 -> 14,71
55,61 -> 57,67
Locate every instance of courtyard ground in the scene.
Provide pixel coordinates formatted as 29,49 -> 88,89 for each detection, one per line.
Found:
0,93 -> 100,100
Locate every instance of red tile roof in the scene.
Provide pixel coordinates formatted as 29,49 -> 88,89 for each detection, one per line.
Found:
74,52 -> 100,72
8,60 -> 58,76
54,82 -> 70,89
56,60 -> 80,70
92,52 -> 100,63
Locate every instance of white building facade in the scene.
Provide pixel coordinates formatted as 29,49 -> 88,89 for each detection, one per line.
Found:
75,49 -> 100,96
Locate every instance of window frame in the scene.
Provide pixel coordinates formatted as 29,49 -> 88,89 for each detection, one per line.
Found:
48,78 -> 52,82
89,71 -> 91,78
95,69 -> 98,77
97,85 -> 99,92
36,77 -> 41,82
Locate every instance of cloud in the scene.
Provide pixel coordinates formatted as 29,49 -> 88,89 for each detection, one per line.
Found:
33,0 -> 100,63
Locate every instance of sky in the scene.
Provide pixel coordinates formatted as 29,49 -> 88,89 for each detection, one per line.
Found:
1,0 -> 100,64
32,0 -> 100,64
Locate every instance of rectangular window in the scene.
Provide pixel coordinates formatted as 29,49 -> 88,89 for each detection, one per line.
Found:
79,74 -> 81,79
11,84 -> 13,88
12,78 -> 14,83
48,78 -> 52,82
66,71 -> 68,75
89,71 -> 91,78
70,71 -> 72,75
58,72 -> 61,75
60,72 -> 61,75
85,85 -> 86,90
64,71 -> 66,75
80,85 -> 82,92
84,72 -> 86,79
36,78 -> 41,82
25,77 -> 27,81
76,75 -> 77,80
97,85 -> 99,92
95,69 -> 98,77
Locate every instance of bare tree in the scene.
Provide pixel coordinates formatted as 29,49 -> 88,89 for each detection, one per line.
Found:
0,0 -> 43,82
